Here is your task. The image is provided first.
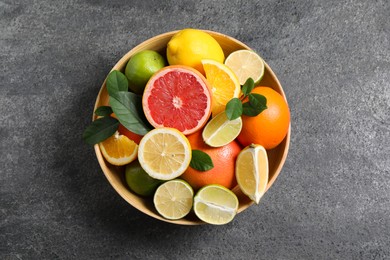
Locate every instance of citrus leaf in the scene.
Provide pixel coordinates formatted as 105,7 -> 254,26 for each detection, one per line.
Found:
225,98 -> 243,120
249,93 -> 267,111
109,91 -> 152,135
106,70 -> 128,96
242,102 -> 259,116
94,106 -> 113,117
190,150 -> 214,171
82,117 -> 119,145
241,77 -> 254,97
242,93 -> 267,117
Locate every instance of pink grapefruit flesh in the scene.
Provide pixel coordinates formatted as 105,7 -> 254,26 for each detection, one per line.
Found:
142,65 -> 212,135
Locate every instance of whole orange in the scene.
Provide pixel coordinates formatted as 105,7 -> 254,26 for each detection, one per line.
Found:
181,130 -> 241,190
237,86 -> 290,150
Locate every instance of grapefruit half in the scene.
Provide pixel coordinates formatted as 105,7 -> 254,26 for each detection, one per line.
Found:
142,65 -> 212,135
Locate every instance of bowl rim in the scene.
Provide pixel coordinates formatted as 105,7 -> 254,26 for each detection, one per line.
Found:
92,29 -> 291,225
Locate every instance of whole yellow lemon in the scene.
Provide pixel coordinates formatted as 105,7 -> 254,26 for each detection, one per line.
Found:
166,29 -> 225,74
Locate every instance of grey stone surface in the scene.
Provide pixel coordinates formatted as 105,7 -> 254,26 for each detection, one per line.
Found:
1,0 -> 389,259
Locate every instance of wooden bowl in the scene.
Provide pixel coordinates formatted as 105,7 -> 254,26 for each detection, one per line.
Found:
93,30 -> 291,225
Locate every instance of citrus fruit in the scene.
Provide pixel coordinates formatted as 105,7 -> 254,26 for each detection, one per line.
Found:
224,50 -> 265,85
237,87 -> 290,150
236,144 -> 269,204
166,28 -> 224,74
118,123 -> 143,144
98,131 -> 138,166
202,112 -> 242,147
125,160 -> 163,196
180,130 -> 241,190
125,160 -> 162,196
142,65 -> 212,135
153,179 -> 194,220
138,128 -> 192,180
125,50 -> 166,94
111,113 -> 143,144
201,59 -> 241,116
193,184 -> 238,225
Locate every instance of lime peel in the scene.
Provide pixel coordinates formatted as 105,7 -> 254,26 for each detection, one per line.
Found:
194,197 -> 237,213
202,112 -> 242,147
193,184 -> 239,225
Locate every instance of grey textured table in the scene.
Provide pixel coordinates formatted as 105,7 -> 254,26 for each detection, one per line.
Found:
1,0 -> 389,259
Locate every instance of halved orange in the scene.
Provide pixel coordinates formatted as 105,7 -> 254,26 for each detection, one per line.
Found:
99,131 -> 138,166
142,65 -> 212,135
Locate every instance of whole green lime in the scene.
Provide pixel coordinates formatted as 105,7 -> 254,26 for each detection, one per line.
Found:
125,160 -> 163,196
125,50 -> 166,94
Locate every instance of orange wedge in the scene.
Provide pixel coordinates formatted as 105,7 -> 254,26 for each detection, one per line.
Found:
201,59 -> 240,116
99,131 -> 138,166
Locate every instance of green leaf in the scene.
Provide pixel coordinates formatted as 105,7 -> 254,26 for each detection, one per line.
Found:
242,93 -> 267,116
106,70 -> 128,96
225,98 -> 243,120
249,93 -> 267,111
82,117 -> 119,145
94,106 -> 113,117
242,102 -> 259,116
109,91 -> 152,135
190,150 -> 214,171
241,77 -> 255,97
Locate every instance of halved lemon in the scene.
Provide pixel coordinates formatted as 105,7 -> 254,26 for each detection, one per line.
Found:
235,144 -> 269,204
138,128 -> 191,180
224,50 -> 265,85
153,179 -> 194,220
98,131 -> 138,166
193,184 -> 239,225
201,59 -> 240,116
202,112 -> 242,147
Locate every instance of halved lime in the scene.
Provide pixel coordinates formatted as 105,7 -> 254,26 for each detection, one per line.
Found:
202,112 -> 242,147
193,184 -> 238,225
224,50 -> 265,85
153,179 -> 194,220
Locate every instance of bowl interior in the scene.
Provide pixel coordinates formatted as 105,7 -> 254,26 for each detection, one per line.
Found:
93,30 -> 291,225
